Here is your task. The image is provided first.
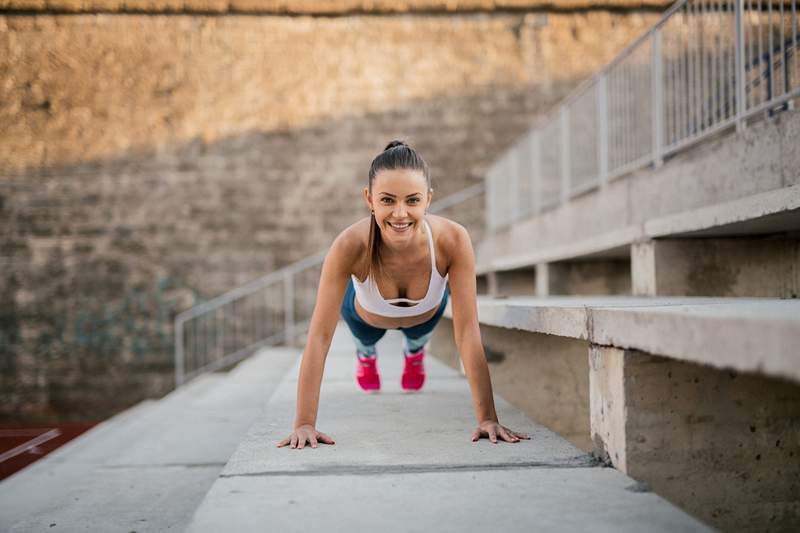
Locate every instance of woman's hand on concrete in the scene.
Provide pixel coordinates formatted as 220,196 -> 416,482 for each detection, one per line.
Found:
277,424 -> 335,449
471,420 -> 529,444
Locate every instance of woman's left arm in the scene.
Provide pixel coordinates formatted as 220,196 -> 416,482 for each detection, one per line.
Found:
448,224 -> 530,444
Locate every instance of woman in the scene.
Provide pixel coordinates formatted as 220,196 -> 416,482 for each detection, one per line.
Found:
277,141 -> 529,450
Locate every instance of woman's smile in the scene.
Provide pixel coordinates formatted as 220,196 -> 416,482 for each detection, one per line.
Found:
387,220 -> 413,232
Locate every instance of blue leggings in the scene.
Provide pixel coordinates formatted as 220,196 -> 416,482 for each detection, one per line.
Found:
340,277 -> 449,357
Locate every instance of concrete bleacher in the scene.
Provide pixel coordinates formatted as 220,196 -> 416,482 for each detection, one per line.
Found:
0,325 -> 711,532
430,109 -> 800,531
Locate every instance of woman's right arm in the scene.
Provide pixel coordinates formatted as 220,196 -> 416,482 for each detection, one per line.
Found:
277,230 -> 356,449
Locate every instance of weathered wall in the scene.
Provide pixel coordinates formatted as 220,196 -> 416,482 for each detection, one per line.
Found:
0,8 -> 661,421
0,0 -> 672,14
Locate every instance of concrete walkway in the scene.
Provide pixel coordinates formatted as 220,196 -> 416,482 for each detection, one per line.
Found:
186,322 -> 710,532
0,347 -> 299,532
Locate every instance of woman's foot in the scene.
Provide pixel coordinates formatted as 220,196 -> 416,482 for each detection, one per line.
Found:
356,351 -> 381,392
402,348 -> 426,391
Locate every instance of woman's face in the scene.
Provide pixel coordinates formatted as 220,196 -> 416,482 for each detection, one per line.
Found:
365,168 -> 432,242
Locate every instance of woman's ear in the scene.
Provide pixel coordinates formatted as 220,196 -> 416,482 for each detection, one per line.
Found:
363,187 -> 373,212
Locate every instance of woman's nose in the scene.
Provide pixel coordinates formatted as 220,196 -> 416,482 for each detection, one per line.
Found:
393,204 -> 408,217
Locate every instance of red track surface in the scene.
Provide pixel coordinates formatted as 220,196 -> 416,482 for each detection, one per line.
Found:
0,422 -> 99,481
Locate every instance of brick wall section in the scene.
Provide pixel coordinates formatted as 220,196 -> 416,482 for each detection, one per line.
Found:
1,0 -> 672,14
0,10 -> 660,421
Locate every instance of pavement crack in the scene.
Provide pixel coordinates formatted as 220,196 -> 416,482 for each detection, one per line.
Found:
221,455 -> 601,478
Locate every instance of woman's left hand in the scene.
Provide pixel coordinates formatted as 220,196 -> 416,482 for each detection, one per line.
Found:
471,420 -> 530,444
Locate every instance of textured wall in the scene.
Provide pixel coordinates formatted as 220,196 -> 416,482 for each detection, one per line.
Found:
0,8 -> 660,421
1,0 -> 672,14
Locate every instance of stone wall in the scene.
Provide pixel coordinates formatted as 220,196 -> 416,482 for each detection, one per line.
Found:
1,0 -> 672,14
0,8 -> 661,421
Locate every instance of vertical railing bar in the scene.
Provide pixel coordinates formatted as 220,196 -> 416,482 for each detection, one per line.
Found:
685,4 -> 692,135
653,28 -> 665,167
793,0 -> 798,89
695,1 -> 704,133
736,0 -> 747,129
620,65 -> 625,168
688,1 -> 696,134
608,65 -> 622,172
700,0 -> 708,130
687,0 -> 694,132
625,63 -> 632,164
215,307 -> 221,362
617,67 -> 622,171
666,28 -> 673,145
767,0 -> 772,102
532,130 -> 542,213
711,1 -> 722,123
607,70 -> 614,171
247,294 -> 253,353
174,318 -> 184,387
722,0 -> 729,119
665,29 -> 673,145
485,167 -> 494,231
780,0 -> 787,94
488,163 -> 495,230
708,0 -> 716,125
283,271 -> 295,347
730,0 -> 739,116
757,0 -> 765,105
201,313 -> 207,369
634,46 -> 641,157
641,44 -> 648,160
619,66 -> 624,169
191,317 -> 198,378
598,73 -> 609,186
746,0 -> 754,110
509,145 -> 520,221
674,21 -> 681,141
559,107 -> 571,203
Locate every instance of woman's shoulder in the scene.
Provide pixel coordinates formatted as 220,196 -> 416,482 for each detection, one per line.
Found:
426,214 -> 470,268
329,218 -> 369,267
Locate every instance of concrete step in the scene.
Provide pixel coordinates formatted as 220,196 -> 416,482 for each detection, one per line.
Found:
0,346 -> 300,533
186,322 -> 710,532
455,296 -> 800,383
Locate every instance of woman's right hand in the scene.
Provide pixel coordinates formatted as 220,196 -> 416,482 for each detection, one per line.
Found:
276,424 -> 335,449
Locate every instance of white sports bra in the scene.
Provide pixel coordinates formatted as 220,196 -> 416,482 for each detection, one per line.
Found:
351,219 -> 448,318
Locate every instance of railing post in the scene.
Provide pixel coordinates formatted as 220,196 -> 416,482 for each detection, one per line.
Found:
735,0 -> 746,132
531,129 -> 542,214
559,107 -> 571,203
174,318 -> 184,387
509,150 -> 520,223
652,28 -> 664,168
283,271 -> 295,347
597,73 -> 609,188
485,168 -> 495,231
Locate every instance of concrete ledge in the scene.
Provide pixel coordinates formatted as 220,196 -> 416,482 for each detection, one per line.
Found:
444,296 -> 800,383
645,184 -> 800,238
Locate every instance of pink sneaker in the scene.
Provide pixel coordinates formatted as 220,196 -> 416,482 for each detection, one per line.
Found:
402,348 -> 426,391
356,353 -> 381,392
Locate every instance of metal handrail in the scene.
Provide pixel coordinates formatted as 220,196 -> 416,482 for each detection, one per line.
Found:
488,0 -> 799,231
174,182 -> 486,387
